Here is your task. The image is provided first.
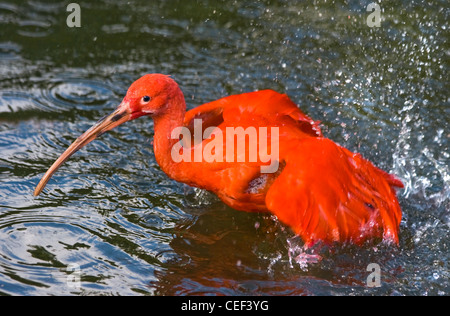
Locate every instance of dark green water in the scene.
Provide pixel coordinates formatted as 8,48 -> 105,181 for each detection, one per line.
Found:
0,0 -> 448,295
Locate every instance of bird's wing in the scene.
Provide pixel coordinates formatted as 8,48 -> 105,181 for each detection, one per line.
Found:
265,137 -> 403,246
184,90 -> 322,138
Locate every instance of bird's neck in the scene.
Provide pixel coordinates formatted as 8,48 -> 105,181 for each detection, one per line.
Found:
152,88 -> 189,182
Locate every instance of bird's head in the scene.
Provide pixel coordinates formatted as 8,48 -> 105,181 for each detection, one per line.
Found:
123,74 -> 182,119
33,74 -> 183,196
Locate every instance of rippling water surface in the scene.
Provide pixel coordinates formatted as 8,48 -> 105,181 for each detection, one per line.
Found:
0,0 -> 448,295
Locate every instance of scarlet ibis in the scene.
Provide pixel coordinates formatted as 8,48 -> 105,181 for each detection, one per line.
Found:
34,74 -> 403,246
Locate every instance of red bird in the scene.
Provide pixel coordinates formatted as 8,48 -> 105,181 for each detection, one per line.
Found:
34,74 -> 403,246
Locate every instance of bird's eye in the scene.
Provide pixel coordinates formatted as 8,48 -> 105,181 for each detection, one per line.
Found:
142,96 -> 151,103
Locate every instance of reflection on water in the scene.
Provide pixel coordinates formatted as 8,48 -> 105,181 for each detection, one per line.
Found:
0,0 -> 448,295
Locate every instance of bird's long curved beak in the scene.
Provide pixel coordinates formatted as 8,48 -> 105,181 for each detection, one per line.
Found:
34,104 -> 131,196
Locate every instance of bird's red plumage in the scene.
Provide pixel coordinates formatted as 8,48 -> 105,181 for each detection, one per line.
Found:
178,88 -> 403,245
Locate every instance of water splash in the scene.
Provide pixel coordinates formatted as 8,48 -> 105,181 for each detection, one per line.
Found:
287,236 -> 322,271
421,146 -> 450,206
393,101 -> 449,208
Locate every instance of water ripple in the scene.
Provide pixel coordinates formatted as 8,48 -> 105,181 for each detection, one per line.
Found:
45,78 -> 117,111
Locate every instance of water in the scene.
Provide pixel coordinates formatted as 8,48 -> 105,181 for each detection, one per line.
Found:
0,0 -> 448,296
